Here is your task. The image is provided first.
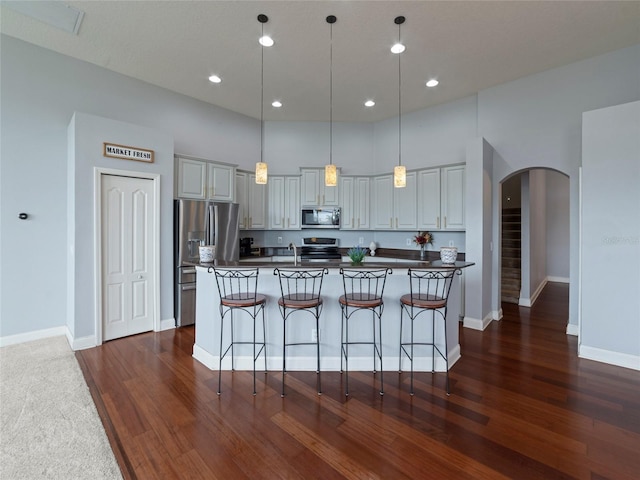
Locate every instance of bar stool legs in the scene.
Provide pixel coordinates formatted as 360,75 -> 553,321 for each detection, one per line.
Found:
275,268 -> 328,398
399,269 -> 457,396
339,268 -> 390,397
212,268 -> 267,395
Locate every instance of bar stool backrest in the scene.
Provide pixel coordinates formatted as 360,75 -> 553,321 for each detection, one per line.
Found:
407,269 -> 457,309
340,268 -> 391,304
213,268 -> 261,308
274,268 -> 328,303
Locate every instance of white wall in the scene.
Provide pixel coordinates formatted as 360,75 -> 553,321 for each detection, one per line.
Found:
580,101 -> 640,370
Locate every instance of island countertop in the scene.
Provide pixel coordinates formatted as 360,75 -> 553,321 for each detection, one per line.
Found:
192,259 -> 474,270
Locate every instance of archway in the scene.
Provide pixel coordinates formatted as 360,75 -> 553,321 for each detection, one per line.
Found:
498,168 -> 570,311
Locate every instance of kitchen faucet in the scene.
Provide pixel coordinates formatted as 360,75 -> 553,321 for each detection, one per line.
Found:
288,242 -> 298,266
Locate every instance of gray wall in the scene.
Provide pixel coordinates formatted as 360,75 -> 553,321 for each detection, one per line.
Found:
546,171 -> 570,280
1,33 -> 639,367
480,43 -> 640,328
581,101 -> 639,368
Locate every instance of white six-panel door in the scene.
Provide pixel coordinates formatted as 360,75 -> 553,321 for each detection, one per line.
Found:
101,174 -> 154,341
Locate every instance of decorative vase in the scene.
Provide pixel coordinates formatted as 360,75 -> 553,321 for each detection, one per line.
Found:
420,244 -> 426,260
440,247 -> 458,264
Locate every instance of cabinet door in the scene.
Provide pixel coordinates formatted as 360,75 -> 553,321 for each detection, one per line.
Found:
301,169 -> 320,206
268,176 -> 285,229
235,171 -> 249,229
355,177 -> 370,229
339,177 -> 355,229
371,175 -> 394,229
206,163 -> 234,202
247,174 -> 267,229
176,157 -> 206,199
417,168 -> 441,230
321,178 -> 340,206
442,165 -> 465,230
394,171 -> 417,230
284,176 -> 301,229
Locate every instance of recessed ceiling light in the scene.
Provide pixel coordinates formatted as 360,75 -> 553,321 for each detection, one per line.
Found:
426,79 -> 439,87
272,100 -> 282,108
390,43 -> 405,54
208,75 -> 222,84
259,35 -> 274,47
364,100 -> 375,107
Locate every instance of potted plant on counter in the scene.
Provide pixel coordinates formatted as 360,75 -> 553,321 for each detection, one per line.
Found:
413,231 -> 434,260
347,246 -> 368,266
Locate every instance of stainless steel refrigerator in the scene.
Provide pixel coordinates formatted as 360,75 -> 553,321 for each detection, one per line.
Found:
174,200 -> 240,326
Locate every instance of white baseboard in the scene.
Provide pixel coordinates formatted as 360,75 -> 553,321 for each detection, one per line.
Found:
463,314 -> 493,331
193,344 -> 461,373
579,345 -> 640,371
566,323 -> 579,336
159,318 -> 176,331
0,326 -> 69,348
519,278 -> 547,307
493,309 -> 503,321
69,331 -> 97,350
547,276 -> 569,284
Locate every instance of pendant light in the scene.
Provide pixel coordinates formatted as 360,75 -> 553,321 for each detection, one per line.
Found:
255,14 -> 271,185
393,16 -> 406,188
324,15 -> 337,187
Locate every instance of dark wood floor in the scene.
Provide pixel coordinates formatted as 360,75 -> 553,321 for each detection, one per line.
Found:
77,283 -> 640,479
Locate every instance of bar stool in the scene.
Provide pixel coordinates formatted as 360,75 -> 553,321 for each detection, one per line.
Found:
339,267 -> 391,397
212,267 -> 267,396
274,267 -> 328,397
399,268 -> 458,395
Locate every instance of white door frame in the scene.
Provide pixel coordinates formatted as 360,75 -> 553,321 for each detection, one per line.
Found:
94,167 -> 161,345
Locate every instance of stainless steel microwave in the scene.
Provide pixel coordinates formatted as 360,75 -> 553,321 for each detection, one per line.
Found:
301,208 -> 340,229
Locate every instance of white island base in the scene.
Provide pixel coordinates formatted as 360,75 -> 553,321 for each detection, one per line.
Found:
193,263 -> 466,374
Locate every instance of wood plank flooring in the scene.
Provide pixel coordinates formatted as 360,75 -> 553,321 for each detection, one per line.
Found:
77,283 -> 640,479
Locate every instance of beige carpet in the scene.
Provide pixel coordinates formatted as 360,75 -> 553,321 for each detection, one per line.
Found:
0,336 -> 122,479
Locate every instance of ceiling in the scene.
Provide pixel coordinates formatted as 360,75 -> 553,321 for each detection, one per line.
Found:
2,1 -> 639,123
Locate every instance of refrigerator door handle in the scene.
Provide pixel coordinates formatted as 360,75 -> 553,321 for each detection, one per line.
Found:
205,203 -> 215,247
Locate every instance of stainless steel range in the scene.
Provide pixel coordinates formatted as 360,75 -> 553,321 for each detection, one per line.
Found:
300,237 -> 341,262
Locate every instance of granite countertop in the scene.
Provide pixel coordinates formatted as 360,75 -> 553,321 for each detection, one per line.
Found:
196,259 -> 474,270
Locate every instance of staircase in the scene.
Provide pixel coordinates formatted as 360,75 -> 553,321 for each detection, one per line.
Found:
501,208 -> 521,304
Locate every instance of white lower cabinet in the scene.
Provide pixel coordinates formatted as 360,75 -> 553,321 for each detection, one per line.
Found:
235,171 -> 267,229
269,176 -> 301,229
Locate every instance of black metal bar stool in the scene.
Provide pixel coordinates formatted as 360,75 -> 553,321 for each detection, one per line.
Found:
274,267 -> 328,397
339,267 -> 391,397
211,267 -> 267,396
399,268 -> 459,395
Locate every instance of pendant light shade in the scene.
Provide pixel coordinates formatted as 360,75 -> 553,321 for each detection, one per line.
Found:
394,165 -> 406,188
324,15 -> 337,187
255,162 -> 268,184
256,14 -> 270,185
393,15 -> 406,189
325,164 -> 337,186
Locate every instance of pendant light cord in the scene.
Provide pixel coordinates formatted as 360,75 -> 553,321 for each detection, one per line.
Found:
260,21 -> 265,166
397,20 -> 402,168
328,16 -> 335,167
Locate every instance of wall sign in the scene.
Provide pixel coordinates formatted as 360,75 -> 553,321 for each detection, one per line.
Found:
103,142 -> 154,163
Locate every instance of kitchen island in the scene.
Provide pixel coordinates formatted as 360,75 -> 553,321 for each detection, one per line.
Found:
193,259 -> 474,374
